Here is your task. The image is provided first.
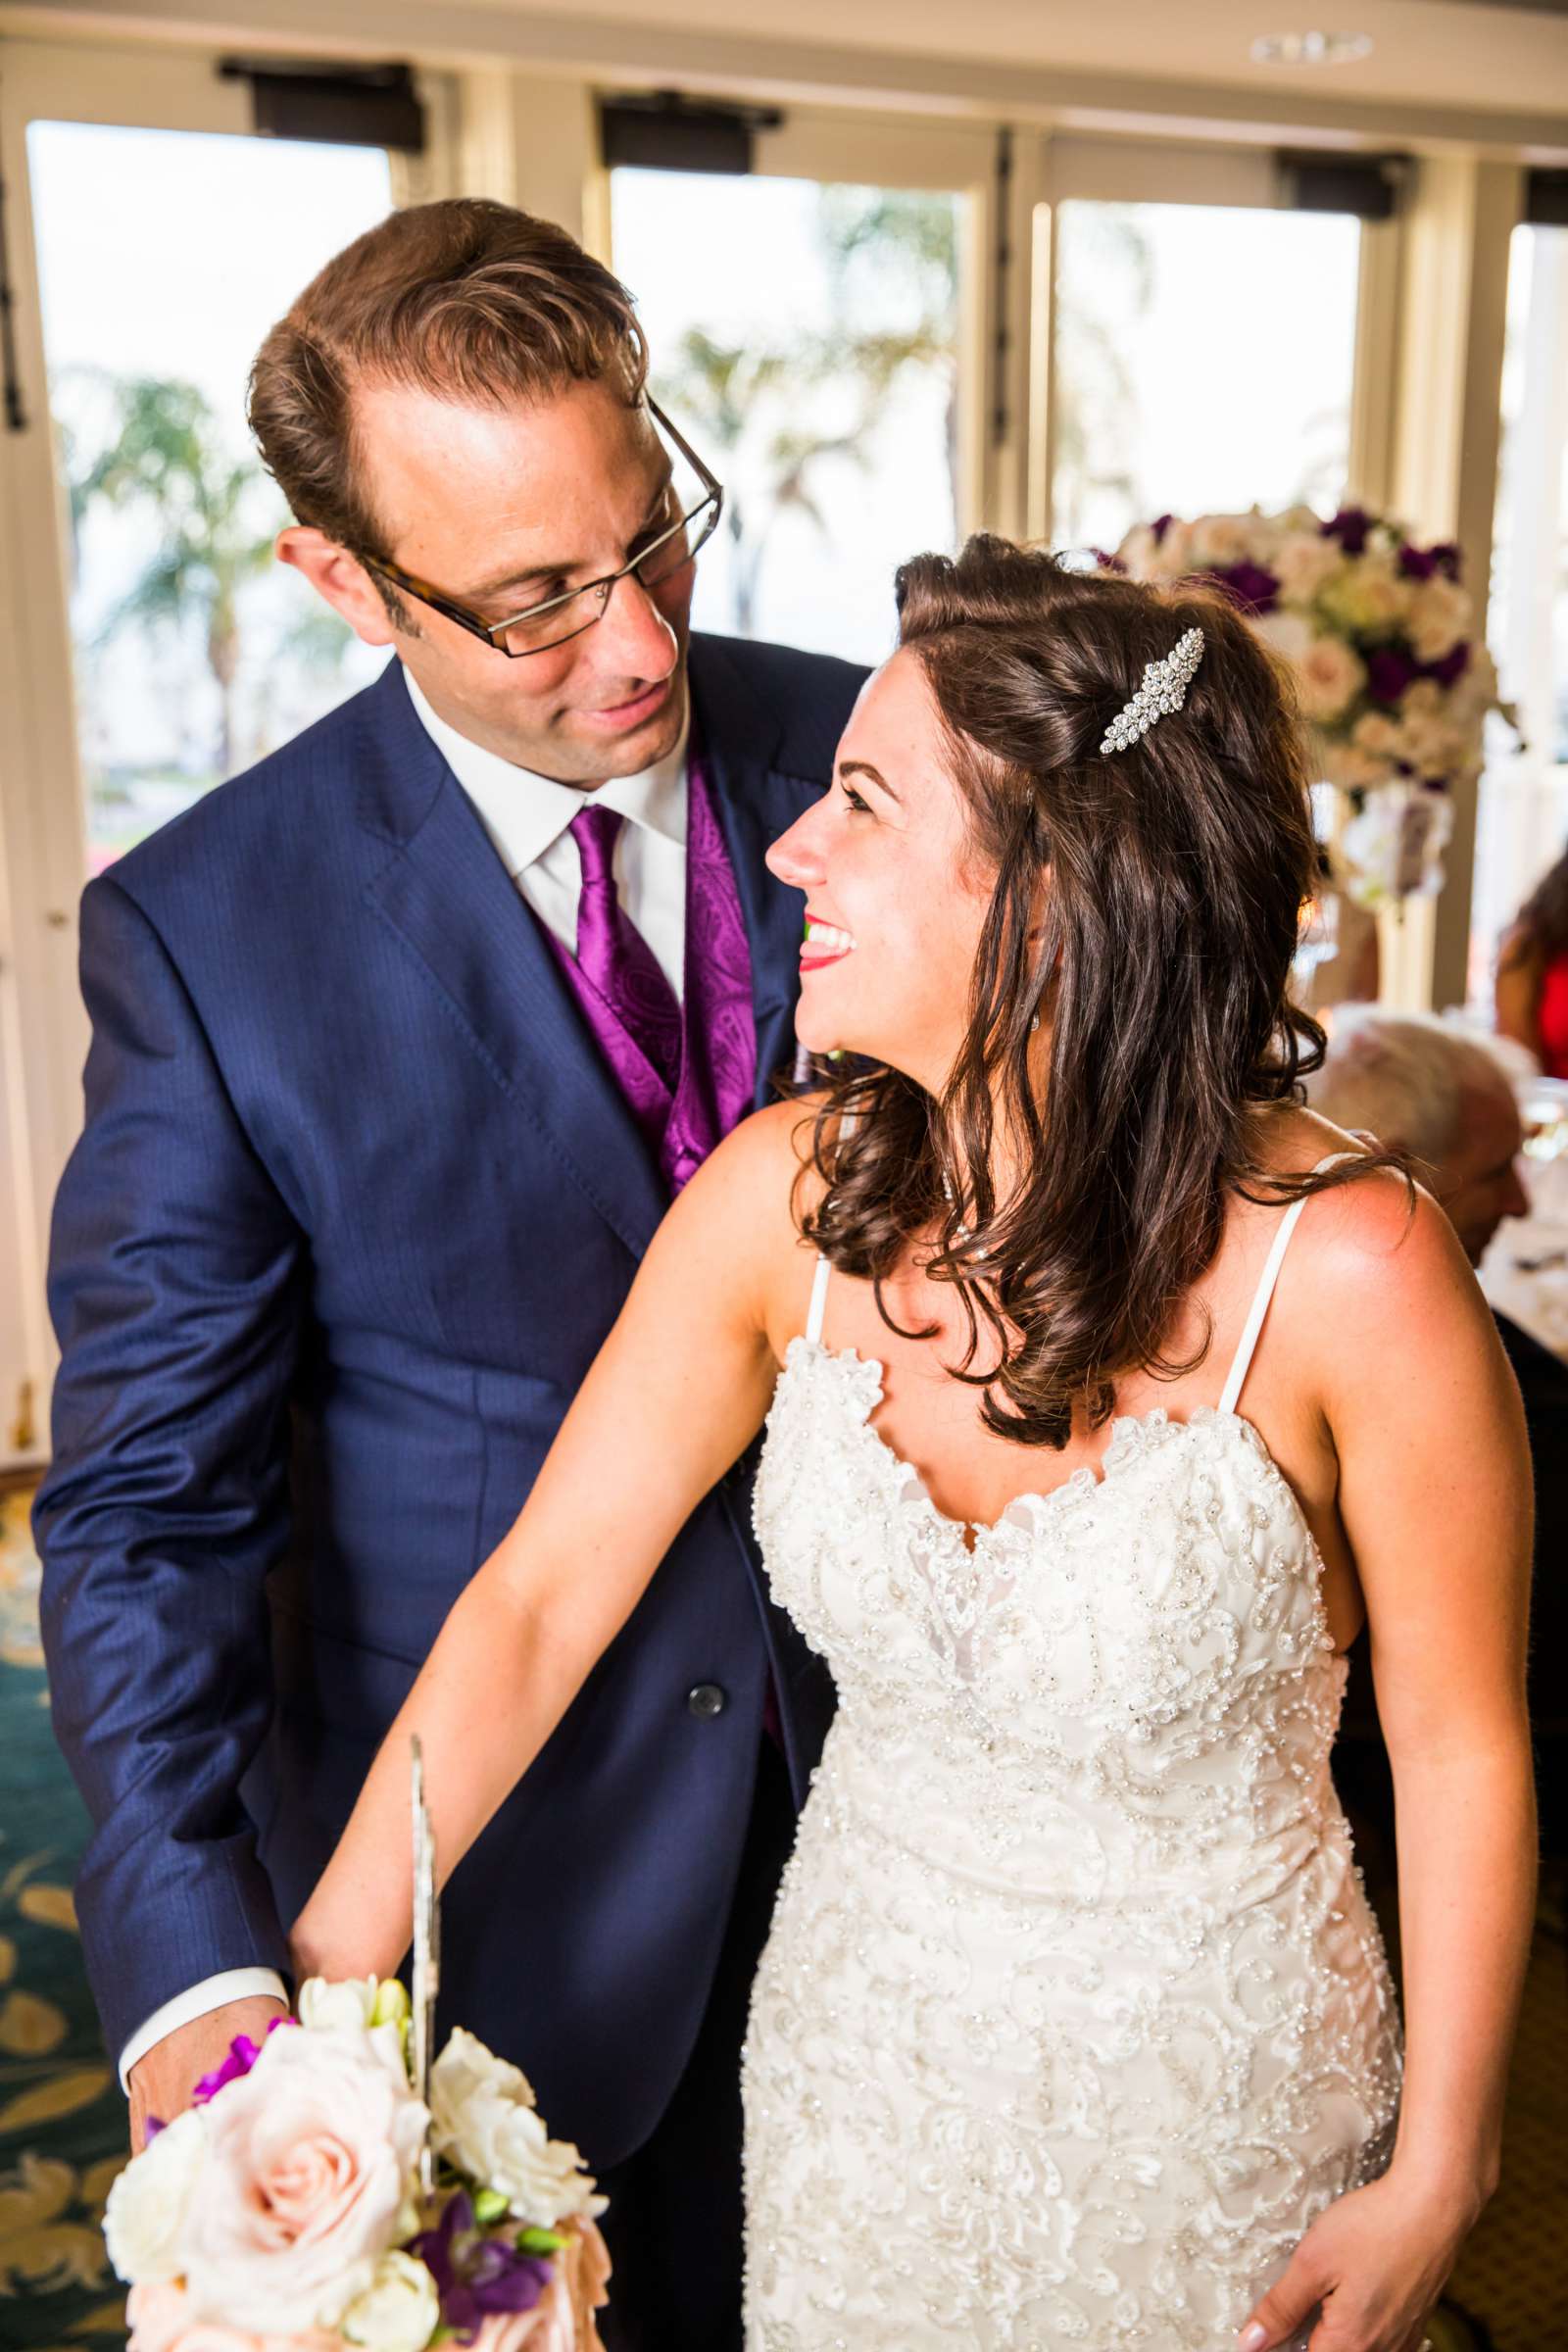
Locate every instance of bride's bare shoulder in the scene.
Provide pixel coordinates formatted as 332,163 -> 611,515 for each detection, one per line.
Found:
1250,1103 -> 1483,1354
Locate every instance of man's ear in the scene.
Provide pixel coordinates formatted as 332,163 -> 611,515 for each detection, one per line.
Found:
276,526 -> 397,650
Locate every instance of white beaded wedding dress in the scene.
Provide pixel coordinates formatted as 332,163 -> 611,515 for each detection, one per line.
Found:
743,1172 -> 1402,2350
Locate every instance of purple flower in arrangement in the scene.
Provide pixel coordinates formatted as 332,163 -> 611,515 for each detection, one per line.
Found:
1209,561 -> 1280,615
1322,506 -> 1371,554
1365,646 -> 1419,704
1396,538 -> 1462,583
1425,641 -> 1471,689
411,2192 -> 555,2342
191,2015 -> 297,2106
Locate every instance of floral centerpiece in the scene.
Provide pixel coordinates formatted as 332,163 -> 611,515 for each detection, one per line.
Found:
1111,504 -> 1505,909
104,1982 -> 611,2352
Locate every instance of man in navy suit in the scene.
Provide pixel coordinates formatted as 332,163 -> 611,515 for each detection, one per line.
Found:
34,199 -> 863,2349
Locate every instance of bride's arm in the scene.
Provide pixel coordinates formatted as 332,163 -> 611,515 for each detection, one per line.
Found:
1240,1174 -> 1536,2352
289,1102 -> 806,1984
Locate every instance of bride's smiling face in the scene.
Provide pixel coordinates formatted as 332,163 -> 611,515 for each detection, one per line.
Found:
766,650 -> 999,1090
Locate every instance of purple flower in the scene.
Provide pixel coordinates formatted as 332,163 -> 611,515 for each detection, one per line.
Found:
411,2191 -> 554,2343
1209,561 -> 1280,615
1397,538 -> 1462,584
1322,507 -> 1371,555
1425,641 -> 1471,689
191,2014 -> 298,2106
1365,646 -> 1418,704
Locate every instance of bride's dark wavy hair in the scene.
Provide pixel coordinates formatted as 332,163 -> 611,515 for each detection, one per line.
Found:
800,535 -> 1402,1449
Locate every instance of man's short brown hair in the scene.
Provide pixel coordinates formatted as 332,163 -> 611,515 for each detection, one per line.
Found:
248,198 -> 648,560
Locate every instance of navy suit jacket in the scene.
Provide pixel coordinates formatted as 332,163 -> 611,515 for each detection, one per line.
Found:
35,634 -> 865,2167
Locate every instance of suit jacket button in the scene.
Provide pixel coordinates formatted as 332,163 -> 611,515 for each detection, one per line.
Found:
687,1683 -> 727,1719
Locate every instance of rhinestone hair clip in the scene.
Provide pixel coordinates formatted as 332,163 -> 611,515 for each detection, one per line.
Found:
1099,626 -> 1205,756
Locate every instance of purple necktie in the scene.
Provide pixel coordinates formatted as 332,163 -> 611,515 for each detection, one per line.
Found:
569,803 -> 682,1097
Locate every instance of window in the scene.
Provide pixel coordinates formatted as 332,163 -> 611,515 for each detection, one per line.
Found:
1052,200 -> 1362,554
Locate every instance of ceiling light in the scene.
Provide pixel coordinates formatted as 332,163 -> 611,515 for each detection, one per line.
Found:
1251,31 -> 1374,66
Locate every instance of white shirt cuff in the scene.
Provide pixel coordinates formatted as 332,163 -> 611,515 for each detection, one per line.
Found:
120,1968 -> 289,2092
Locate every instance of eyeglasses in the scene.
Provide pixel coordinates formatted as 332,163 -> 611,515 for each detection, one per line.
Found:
359,400 -> 723,660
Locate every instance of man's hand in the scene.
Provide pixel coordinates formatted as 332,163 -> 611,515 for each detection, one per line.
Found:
127,1995 -> 288,2152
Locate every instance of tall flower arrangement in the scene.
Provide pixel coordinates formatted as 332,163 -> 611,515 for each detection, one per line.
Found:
1112,505 -> 1505,908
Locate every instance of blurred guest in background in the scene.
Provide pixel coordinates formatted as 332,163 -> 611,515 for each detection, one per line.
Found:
1495,841 -> 1568,1079
1309,1007 -> 1564,1864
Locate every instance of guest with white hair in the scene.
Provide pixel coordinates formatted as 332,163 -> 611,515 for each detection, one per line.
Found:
1306,1004 -> 1530,1266
1309,1005 -> 1564,1866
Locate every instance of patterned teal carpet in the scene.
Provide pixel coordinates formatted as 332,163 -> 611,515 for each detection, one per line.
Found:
0,1484 -> 126,2346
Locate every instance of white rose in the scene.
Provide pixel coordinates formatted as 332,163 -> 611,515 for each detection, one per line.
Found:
298,1978 -> 377,2034
340,2252 -> 442,2352
1317,740 -> 1393,791
1252,609 -> 1315,665
1295,634 -> 1368,725
1405,576 -> 1471,662
1319,560 -> 1410,635
1352,710 -> 1402,759
105,2108 -> 208,2284
429,2030 -> 606,2229
1273,534 -> 1345,604
1186,512 -> 1259,569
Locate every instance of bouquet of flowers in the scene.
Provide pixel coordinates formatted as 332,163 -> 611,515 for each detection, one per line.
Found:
1111,504 -> 1506,908
104,1981 -> 611,2352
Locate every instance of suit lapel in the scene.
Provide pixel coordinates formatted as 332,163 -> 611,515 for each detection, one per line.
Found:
359,665 -> 667,1260
689,638 -> 817,1104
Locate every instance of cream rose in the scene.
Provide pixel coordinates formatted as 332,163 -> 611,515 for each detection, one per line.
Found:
106,2108 -> 208,2284
429,2031 -> 606,2229
1352,710 -> 1402,760
1273,534 -> 1344,603
1252,609 -> 1315,666
298,1978 -> 378,2034
1318,560 -> 1409,635
1406,575 -> 1470,662
176,2017 -> 429,2335
1185,512 -> 1262,569
339,2251 -> 442,2352
1294,634 -> 1367,725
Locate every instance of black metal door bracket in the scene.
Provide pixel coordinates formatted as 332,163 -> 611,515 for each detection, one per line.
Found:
0,123 -> 28,433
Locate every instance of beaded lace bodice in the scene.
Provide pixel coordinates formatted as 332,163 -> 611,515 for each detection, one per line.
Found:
756,1339 -> 1350,1905
740,1173 -> 1402,2350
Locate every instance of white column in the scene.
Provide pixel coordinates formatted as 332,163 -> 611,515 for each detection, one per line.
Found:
1377,153 -> 1522,1011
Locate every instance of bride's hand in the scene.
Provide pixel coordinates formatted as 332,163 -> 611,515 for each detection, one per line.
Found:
1235,2169 -> 1478,2350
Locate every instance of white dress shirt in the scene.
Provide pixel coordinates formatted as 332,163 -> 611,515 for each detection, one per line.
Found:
407,668 -> 691,1000
118,665 -> 694,2087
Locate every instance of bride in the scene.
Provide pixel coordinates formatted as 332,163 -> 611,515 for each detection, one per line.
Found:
292,539 -> 1535,2352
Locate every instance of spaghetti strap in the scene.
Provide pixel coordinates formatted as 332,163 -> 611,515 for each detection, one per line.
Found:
805,1254 -> 834,1348
1218,1152 -> 1363,1416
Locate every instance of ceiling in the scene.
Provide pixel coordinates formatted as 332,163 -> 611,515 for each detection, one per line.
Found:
5,0 -> 1567,139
